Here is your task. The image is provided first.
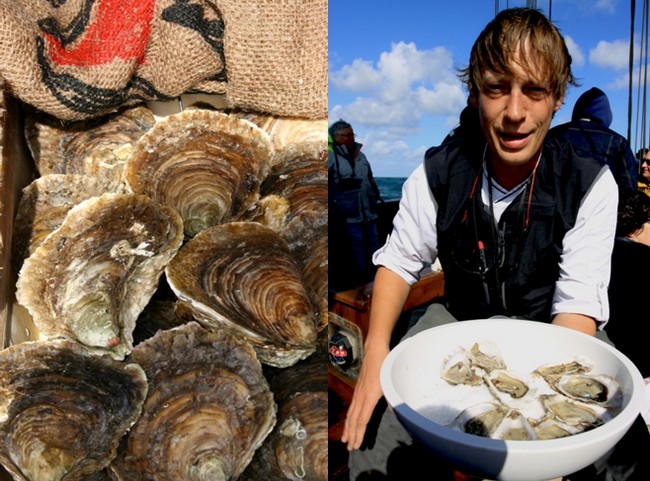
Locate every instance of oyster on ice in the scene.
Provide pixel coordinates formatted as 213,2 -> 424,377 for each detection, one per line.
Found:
450,402 -> 509,437
165,221 -> 319,367
0,339 -> 148,481
11,174 -> 105,273
15,193 -> 184,360
441,346 -> 482,386
485,369 -> 530,399
124,109 -> 274,238
539,394 -> 608,431
108,322 -> 276,481
555,373 -> 623,410
24,104 -> 156,192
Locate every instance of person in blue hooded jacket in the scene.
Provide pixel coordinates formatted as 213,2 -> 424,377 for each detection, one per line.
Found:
549,86 -> 638,191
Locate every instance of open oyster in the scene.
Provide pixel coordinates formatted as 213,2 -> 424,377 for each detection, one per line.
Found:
539,394 -> 608,431
0,339 -> 148,481
450,402 -> 509,437
554,373 -> 623,410
124,109 -> 273,238
469,340 -> 507,373
11,174 -> 105,274
485,369 -> 530,400
108,322 -> 276,481
15,193 -> 184,360
165,221 -> 319,367
24,104 -> 156,192
441,346 -> 483,386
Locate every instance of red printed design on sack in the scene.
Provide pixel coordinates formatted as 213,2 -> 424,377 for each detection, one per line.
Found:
43,0 -> 156,66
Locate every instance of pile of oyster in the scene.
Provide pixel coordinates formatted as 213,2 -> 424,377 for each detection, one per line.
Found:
1,102 -> 328,480
440,340 -> 623,441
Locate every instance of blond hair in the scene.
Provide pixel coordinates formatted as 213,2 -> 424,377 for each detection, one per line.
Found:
460,8 -> 576,101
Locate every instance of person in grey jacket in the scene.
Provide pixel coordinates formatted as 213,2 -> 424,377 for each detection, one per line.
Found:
329,119 -> 383,288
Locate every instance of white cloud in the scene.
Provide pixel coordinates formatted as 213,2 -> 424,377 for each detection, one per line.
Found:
564,35 -> 585,68
589,39 -> 633,70
329,42 -> 467,131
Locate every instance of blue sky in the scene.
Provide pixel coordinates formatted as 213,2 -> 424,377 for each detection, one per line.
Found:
329,0 -> 649,177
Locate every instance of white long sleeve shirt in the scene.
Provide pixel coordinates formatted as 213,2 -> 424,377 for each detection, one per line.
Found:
373,160 -> 618,327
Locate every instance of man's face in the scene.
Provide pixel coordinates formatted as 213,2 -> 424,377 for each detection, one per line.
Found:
471,59 -> 563,175
333,128 -> 355,148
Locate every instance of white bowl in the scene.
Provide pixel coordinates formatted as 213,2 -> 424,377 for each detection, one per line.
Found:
380,319 -> 645,481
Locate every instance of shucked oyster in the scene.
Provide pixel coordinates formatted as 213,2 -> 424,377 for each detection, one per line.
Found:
24,104 -> 156,192
109,322 -> 276,481
15,193 -> 184,360
0,339 -> 147,481
165,221 -> 319,368
124,109 -> 273,238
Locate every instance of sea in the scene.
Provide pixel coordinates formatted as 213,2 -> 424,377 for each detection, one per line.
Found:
375,177 -> 407,201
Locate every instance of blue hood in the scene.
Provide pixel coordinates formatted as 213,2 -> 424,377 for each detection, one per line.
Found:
571,87 -> 613,127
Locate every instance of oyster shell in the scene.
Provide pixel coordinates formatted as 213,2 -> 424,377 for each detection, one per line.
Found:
539,394 -> 608,430
469,340 -> 507,373
282,211 -> 328,330
555,373 -> 623,410
24,104 -> 156,192
241,330 -> 328,481
485,369 -> 530,400
108,322 -> 276,481
229,111 -> 328,155
531,418 -> 579,440
11,174 -> 105,274
440,346 -> 483,386
124,109 -> 274,238
15,193 -> 184,360
0,339 -> 148,481
259,144 -> 327,221
165,221 -> 319,368
450,402 -> 509,437
491,409 -> 537,440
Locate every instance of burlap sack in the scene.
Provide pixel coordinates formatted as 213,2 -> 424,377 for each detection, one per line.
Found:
0,0 -> 327,120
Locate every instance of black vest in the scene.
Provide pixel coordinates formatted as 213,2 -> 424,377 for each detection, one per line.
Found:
425,135 -> 604,322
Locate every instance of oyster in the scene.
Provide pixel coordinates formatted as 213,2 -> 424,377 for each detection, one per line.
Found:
440,346 -> 483,386
469,340 -> 507,373
259,144 -> 327,221
539,394 -> 608,431
165,221 -> 319,368
282,211 -> 328,330
229,110 -> 328,155
241,330 -> 328,481
450,402 -> 509,438
534,359 -> 592,382
491,409 -> 537,440
555,373 -> 623,410
11,174 -> 105,274
124,109 -> 274,238
531,418 -> 579,440
0,339 -> 147,481
15,193 -> 184,360
485,369 -> 530,400
24,104 -> 156,192
108,322 -> 276,481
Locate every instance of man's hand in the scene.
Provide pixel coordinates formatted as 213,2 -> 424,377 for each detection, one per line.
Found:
341,343 -> 389,451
